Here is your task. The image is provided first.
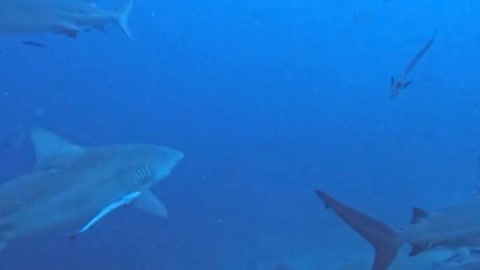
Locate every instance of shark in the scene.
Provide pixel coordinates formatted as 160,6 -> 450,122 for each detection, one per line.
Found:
0,128 -> 183,250
390,34 -> 435,99
0,0 -> 134,38
431,249 -> 480,270
315,190 -> 480,270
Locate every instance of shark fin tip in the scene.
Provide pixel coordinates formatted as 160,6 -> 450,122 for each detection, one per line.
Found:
409,241 -> 430,257
314,190 -> 331,209
411,207 -> 429,224
133,190 -> 168,218
117,0 -> 134,39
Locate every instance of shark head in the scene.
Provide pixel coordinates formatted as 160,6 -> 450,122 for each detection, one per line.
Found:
29,128 -> 184,188
116,144 -> 184,187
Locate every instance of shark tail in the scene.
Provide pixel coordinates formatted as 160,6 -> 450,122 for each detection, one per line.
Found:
390,76 -> 411,99
315,190 -> 402,270
116,0 -> 134,39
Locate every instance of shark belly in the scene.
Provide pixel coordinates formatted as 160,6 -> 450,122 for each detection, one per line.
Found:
4,191 -> 124,238
0,169 -> 141,239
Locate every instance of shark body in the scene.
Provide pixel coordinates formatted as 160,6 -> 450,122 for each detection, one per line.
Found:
315,190 -> 480,270
0,128 -> 183,250
390,34 -> 435,98
0,0 -> 134,38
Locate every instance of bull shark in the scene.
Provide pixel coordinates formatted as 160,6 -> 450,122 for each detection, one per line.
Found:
315,190 -> 480,270
0,0 -> 134,38
390,34 -> 435,98
0,128 -> 183,250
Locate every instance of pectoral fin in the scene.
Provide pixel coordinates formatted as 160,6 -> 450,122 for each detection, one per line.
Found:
70,191 -> 141,240
132,190 -> 168,218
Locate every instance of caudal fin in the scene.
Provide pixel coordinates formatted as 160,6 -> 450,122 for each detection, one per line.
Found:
117,0 -> 134,39
315,190 -> 402,270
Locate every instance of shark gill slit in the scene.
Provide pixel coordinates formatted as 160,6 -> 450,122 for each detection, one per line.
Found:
134,165 -> 153,183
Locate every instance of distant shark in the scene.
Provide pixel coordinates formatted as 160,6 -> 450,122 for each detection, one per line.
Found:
0,0 -> 134,38
0,128 -> 183,250
432,249 -> 480,270
390,34 -> 435,98
315,190 -> 480,270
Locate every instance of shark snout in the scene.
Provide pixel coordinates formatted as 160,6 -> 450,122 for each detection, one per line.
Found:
152,147 -> 183,178
161,147 -> 183,164
174,151 -> 184,162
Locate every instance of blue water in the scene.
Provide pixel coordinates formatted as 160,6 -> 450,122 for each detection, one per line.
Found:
0,0 -> 480,269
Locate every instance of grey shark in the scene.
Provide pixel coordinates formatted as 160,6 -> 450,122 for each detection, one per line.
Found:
315,190 -> 480,270
0,128 -> 183,250
390,34 -> 435,98
431,249 -> 480,270
0,0 -> 134,38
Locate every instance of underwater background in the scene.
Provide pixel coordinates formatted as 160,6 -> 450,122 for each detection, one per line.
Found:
0,0 -> 479,269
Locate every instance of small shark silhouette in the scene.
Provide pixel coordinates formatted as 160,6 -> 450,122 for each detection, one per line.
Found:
21,40 -> 48,49
315,189 -> 480,270
0,128 -> 183,250
432,249 -> 480,270
0,0 -> 134,38
390,34 -> 435,99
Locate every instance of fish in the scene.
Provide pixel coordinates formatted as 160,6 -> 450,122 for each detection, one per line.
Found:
0,128 -> 183,250
390,34 -> 435,99
0,0 -> 134,38
315,190 -> 480,270
431,249 -> 480,270
21,40 -> 48,48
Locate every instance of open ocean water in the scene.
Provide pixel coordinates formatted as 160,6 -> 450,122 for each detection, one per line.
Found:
0,0 -> 479,269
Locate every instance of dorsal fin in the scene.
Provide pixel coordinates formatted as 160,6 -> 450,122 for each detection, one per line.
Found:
411,207 -> 429,224
29,128 -> 84,169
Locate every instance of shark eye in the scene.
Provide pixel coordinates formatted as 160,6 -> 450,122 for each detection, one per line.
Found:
134,166 -> 153,183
